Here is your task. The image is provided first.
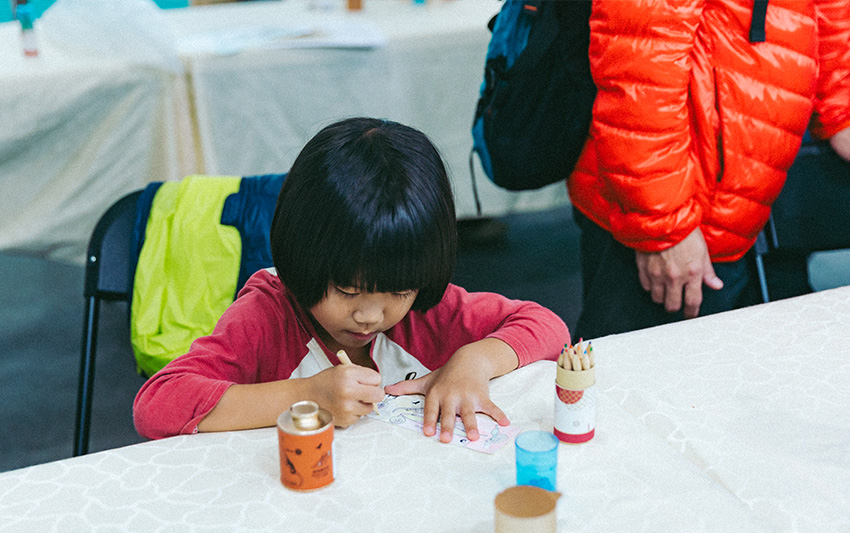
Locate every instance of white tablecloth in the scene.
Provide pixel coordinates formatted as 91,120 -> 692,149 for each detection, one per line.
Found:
0,0 -> 569,264
2,286 -> 848,531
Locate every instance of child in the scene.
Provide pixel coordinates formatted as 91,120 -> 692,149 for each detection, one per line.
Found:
133,117 -> 569,443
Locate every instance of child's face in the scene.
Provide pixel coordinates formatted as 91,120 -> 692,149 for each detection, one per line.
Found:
308,286 -> 419,352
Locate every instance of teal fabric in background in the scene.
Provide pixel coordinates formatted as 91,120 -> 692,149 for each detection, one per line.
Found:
1,0 -> 190,23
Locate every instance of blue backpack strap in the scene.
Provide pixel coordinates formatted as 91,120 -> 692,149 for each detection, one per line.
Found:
220,173 -> 287,295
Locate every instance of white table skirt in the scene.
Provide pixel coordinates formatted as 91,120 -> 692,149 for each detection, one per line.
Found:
2,286 -> 848,531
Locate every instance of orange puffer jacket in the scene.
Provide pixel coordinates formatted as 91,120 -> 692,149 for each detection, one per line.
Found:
568,0 -> 850,262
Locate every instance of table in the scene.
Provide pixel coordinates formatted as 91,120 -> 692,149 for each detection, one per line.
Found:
2,286 -> 848,531
165,0 -> 569,219
0,0 -> 569,264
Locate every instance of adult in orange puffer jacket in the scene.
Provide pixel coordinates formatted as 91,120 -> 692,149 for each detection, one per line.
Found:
569,0 -> 850,338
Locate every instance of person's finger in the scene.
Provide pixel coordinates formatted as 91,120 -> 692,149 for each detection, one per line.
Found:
383,378 -> 421,397
636,255 -> 651,292
360,384 -> 385,408
664,276 -> 685,313
650,278 -> 665,305
643,259 -> 667,304
421,393 -> 441,438
479,400 -> 509,427
459,405 -> 479,442
383,372 -> 432,397
682,276 -> 703,319
702,258 -> 724,290
438,407 -> 457,443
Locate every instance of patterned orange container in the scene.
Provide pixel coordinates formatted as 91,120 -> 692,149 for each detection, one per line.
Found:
554,364 -> 596,443
277,401 -> 334,490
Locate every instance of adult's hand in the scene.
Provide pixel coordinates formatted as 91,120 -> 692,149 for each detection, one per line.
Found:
829,125 -> 850,162
635,227 -> 724,318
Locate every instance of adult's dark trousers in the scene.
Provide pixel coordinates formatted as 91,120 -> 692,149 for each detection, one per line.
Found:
572,210 -> 761,340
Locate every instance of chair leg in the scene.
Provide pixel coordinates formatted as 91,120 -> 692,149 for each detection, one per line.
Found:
755,254 -> 770,304
74,296 -> 99,456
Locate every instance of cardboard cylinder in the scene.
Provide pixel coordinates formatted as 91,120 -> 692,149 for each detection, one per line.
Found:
494,485 -> 560,533
554,365 -> 596,443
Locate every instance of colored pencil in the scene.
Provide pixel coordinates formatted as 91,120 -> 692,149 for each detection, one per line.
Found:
558,343 -> 568,368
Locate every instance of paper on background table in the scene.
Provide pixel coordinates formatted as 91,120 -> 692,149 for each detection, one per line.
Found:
177,19 -> 387,56
367,394 -> 521,454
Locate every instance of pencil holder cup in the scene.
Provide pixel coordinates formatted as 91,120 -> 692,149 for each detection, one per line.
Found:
554,364 -> 596,443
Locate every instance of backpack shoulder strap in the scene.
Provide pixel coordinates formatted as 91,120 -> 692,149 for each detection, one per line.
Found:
749,0 -> 768,42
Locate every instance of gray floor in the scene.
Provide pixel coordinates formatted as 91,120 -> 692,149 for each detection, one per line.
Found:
0,206 -> 582,473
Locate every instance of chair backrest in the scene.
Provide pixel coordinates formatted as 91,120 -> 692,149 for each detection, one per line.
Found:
84,190 -> 142,302
754,137 -> 850,304
768,138 -> 850,254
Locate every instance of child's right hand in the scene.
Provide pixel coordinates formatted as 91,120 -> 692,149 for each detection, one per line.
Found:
307,364 -> 383,427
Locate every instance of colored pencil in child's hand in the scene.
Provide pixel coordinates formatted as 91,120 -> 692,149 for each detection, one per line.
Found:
336,349 -> 353,366
336,350 -> 380,414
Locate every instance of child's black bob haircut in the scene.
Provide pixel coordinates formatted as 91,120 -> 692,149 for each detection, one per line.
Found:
270,117 -> 457,312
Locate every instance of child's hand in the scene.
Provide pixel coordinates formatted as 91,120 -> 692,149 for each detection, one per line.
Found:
384,338 -> 517,443
308,364 -> 383,428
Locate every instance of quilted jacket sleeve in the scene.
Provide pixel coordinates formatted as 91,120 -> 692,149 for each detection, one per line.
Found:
587,0 -> 703,252
809,0 -> 850,139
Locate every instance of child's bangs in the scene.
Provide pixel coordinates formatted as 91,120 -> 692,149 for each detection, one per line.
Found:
332,218 -> 443,294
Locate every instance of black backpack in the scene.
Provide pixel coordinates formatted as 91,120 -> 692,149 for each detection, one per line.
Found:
470,0 -> 595,196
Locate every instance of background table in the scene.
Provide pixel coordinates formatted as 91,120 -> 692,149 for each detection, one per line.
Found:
2,285 -> 847,531
0,20 -> 192,263
0,0 -> 569,264
164,0 -> 569,218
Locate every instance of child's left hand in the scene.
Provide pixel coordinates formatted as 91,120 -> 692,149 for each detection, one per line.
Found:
383,338 -> 518,443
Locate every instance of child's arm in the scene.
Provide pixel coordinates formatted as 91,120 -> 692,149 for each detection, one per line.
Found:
197,364 -> 384,432
384,337 -> 517,443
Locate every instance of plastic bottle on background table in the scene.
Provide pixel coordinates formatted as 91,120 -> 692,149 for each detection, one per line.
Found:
16,0 -> 38,57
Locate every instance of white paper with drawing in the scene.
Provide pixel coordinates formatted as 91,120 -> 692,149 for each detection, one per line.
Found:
367,395 -> 521,453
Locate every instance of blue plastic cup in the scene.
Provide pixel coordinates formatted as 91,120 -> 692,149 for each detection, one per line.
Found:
515,430 -> 558,491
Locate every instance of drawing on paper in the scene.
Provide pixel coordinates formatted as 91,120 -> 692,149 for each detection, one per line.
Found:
367,394 -> 521,454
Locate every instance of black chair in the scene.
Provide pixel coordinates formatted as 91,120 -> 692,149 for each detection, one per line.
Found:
755,138 -> 850,303
75,190 -> 142,457
74,174 -> 285,456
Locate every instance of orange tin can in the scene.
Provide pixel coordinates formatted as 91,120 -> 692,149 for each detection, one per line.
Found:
277,401 -> 334,490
